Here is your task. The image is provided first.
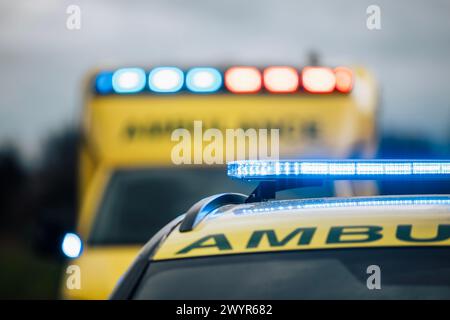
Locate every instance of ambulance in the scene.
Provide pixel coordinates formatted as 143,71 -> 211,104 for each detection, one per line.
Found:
61,65 -> 378,299
112,159 -> 450,299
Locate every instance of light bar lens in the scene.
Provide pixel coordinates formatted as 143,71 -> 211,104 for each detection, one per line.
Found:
225,67 -> 262,93
228,160 -> 450,180
236,196 -> 450,214
186,68 -> 222,93
61,233 -> 82,258
302,67 -> 336,93
148,67 -> 184,93
334,67 -> 353,93
112,68 -> 146,93
263,67 -> 299,93
95,71 -> 113,94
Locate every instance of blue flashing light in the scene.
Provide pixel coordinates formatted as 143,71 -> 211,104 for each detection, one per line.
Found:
148,67 -> 184,93
234,196 -> 450,215
227,160 -> 450,180
186,68 -> 222,93
95,71 -> 113,94
61,233 -> 82,259
112,68 -> 146,93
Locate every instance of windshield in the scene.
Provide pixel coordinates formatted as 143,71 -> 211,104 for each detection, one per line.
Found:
133,248 -> 450,299
89,167 -> 334,245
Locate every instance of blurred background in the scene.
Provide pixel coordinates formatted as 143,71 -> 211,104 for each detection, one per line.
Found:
0,0 -> 449,298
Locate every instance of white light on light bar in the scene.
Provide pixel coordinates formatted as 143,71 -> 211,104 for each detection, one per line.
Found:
148,67 -> 184,93
227,160 -> 450,180
186,68 -> 222,93
112,68 -> 146,93
61,233 -> 82,258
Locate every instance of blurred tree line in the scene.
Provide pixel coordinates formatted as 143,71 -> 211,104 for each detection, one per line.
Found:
0,127 -> 79,298
0,128 -> 79,252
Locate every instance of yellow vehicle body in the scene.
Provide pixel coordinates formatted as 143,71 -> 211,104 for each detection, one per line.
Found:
62,66 -> 378,299
154,196 -> 450,261
62,246 -> 140,300
110,194 -> 450,300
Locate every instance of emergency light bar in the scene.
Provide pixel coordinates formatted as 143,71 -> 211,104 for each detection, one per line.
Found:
94,66 -> 353,95
228,159 -> 450,203
227,160 -> 450,181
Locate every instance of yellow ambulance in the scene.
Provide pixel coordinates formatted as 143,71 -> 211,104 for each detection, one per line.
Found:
61,65 -> 378,299
111,159 -> 450,300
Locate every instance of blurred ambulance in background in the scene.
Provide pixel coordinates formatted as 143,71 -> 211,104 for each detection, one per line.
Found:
61,64 -> 378,299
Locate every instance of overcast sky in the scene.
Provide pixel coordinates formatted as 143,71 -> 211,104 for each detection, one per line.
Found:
0,0 -> 449,159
